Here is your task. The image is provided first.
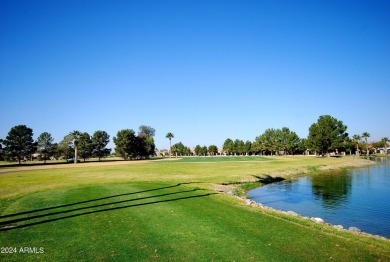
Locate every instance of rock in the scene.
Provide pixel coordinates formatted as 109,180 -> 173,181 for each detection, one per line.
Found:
311,217 -> 325,223
333,225 -> 344,230
348,227 -> 361,233
243,199 -> 251,205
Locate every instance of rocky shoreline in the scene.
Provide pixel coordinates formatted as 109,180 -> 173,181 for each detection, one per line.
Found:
214,183 -> 389,241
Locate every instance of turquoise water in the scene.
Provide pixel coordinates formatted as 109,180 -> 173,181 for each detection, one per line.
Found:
248,157 -> 390,238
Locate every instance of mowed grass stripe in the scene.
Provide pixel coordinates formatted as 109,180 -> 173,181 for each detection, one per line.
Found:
0,183 -> 194,219
0,183 -> 208,229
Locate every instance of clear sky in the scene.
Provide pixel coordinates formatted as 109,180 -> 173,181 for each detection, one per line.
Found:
1,0 -> 389,150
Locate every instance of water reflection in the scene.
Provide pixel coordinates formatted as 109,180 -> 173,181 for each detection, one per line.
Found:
311,170 -> 352,209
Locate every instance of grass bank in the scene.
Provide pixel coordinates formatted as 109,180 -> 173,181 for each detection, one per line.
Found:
1,156 -> 389,261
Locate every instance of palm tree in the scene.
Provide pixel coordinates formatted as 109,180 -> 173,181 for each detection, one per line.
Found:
165,132 -> 174,158
382,137 -> 389,155
362,132 -> 370,156
352,134 -> 361,156
70,130 -> 82,163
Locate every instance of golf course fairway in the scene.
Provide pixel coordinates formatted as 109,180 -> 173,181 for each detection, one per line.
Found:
1,156 -> 389,261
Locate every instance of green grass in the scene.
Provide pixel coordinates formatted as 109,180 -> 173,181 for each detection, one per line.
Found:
0,157 -> 127,167
1,156 -> 389,261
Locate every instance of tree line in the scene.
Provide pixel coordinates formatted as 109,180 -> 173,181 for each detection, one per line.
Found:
165,115 -> 389,157
168,143 -> 219,157
1,115 -> 388,164
0,125 -> 157,164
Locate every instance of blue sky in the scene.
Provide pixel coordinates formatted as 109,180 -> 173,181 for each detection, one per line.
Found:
1,0 -> 389,150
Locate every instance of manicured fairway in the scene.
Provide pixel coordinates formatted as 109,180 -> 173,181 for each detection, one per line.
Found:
1,157 -> 389,261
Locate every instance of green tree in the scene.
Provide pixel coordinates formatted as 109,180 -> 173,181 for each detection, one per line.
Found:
361,132 -> 370,156
279,127 -> 301,155
208,145 -> 218,156
139,125 -> 156,137
194,145 -> 202,156
352,134 -> 361,156
91,130 -> 110,161
58,134 -> 74,161
255,128 -> 278,155
143,136 -> 156,158
141,127 -> 156,158
166,132 -> 174,157
36,132 -> 54,164
183,146 -> 192,156
79,132 -> 92,162
171,142 -> 186,157
234,139 -> 245,155
3,125 -> 37,164
343,138 -> 354,155
135,134 -> 147,159
307,115 -> 348,155
170,143 -> 180,157
113,129 -> 136,160
201,146 -> 208,156
223,138 -> 234,155
267,128 -> 278,155
244,141 -> 252,155
251,140 -> 261,155
136,132 -> 156,159
296,138 -> 307,155
51,143 -> 60,160
254,128 -> 300,156
371,140 -> 383,153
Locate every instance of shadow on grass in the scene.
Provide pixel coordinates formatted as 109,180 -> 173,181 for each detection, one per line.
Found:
221,175 -> 284,186
0,182 -> 200,219
0,183 -> 214,231
0,189 -> 202,225
253,175 -> 285,184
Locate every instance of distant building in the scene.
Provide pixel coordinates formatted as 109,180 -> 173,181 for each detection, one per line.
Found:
376,148 -> 390,154
158,149 -> 169,156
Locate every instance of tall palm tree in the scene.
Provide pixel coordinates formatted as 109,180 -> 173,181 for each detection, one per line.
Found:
165,132 -> 174,157
382,137 -> 389,155
70,130 -> 81,163
362,132 -> 370,156
352,134 -> 361,156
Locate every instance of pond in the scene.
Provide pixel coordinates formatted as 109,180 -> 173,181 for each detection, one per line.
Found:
247,157 -> 390,238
